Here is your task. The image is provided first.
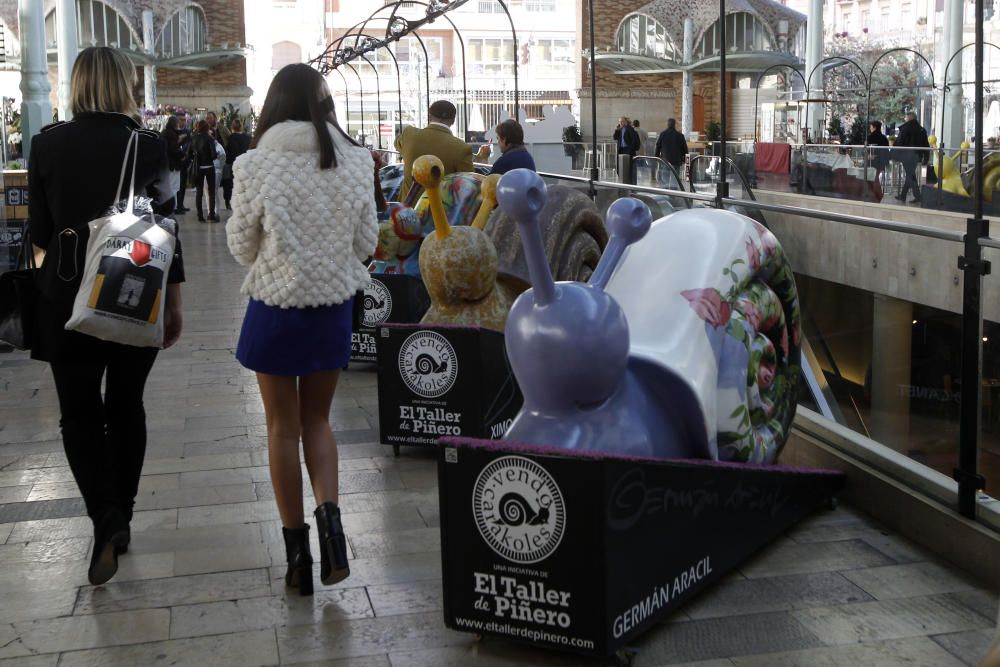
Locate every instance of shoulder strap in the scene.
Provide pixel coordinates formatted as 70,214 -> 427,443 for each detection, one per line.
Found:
113,131 -> 140,215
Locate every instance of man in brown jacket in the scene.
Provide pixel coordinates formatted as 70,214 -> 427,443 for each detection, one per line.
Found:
395,100 -> 473,200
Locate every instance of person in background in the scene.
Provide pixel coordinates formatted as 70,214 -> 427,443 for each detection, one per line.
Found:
654,118 -> 689,173
633,119 -> 645,155
188,119 -> 219,222
222,118 -> 251,210
212,133 -> 227,214
27,46 -> 184,586
475,119 -> 536,175
613,116 -> 641,158
161,116 -> 185,209
394,100 -> 473,199
175,113 -> 192,213
227,63 -> 378,596
867,121 -> 890,182
894,111 -> 930,204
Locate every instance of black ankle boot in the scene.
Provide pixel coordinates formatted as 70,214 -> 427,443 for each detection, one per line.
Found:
314,502 -> 350,585
88,508 -> 129,586
282,525 -> 314,596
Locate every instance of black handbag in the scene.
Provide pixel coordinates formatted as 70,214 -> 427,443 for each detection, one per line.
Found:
0,230 -> 39,350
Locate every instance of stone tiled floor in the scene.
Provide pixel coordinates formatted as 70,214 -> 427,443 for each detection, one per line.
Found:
0,210 -> 997,666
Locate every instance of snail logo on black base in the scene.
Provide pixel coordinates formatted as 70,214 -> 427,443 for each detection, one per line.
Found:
398,330 -> 458,398
361,279 -> 392,327
472,456 -> 566,564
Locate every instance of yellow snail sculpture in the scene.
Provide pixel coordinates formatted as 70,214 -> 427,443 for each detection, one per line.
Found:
415,156 -> 513,332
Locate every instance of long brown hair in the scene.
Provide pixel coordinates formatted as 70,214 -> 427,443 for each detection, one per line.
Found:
251,63 -> 356,169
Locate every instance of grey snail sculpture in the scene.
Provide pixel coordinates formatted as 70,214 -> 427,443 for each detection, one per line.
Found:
496,169 -> 802,463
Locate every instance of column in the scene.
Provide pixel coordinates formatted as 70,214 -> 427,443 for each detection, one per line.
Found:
19,0 -> 52,162
942,0 -> 964,148
142,10 -> 157,111
870,295 -> 913,447
55,0 -> 78,120
682,18 -> 694,137
804,0 -> 824,141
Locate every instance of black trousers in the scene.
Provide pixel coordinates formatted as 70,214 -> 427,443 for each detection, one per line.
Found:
899,155 -> 921,201
50,344 -> 158,522
222,177 -> 234,205
195,167 -> 216,216
177,160 -> 190,207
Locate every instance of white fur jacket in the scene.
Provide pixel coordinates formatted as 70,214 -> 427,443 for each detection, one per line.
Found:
226,121 -> 378,308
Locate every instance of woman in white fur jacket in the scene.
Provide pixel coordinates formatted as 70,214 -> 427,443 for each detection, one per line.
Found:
226,64 -> 378,596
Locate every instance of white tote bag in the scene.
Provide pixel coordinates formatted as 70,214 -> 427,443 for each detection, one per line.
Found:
65,132 -> 176,348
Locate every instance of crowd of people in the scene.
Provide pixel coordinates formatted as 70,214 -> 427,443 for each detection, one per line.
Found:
160,108 -> 252,222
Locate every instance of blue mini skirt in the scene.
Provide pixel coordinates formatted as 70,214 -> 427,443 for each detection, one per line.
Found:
236,298 -> 353,376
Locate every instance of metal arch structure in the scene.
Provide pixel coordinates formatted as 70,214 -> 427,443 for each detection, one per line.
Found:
328,65 -> 352,135
361,0 -> 472,140
310,0 -> 520,134
804,55 -> 869,145
357,51 -> 384,149
343,61 -> 366,142
326,29 -> 405,145
865,47 -> 935,134
752,64 -> 808,144
939,42 -> 1000,152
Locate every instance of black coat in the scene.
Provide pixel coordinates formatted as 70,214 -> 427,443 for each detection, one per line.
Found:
895,119 -> 930,163
28,111 -> 183,361
161,127 -> 184,171
868,130 -> 890,169
613,125 -> 641,155
188,133 -> 217,168
655,127 -> 689,167
225,132 -> 251,165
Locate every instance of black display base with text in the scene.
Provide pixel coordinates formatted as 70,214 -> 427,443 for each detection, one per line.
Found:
351,274 -> 431,363
438,437 -> 845,658
375,324 -> 522,456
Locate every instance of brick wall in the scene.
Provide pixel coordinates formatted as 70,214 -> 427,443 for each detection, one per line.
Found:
158,0 -> 247,90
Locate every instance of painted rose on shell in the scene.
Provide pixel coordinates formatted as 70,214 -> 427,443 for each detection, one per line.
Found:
682,288 -> 732,328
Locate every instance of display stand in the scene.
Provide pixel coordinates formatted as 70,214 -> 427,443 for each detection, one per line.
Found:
437,437 -> 845,659
375,324 -> 522,455
351,274 -> 431,362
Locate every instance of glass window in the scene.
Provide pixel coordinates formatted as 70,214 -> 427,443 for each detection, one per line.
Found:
45,1 -> 137,50
272,41 -> 302,71
696,12 -> 774,59
616,14 -> 678,60
156,5 -> 208,58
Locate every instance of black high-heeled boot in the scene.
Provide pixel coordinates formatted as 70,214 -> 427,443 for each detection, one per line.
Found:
282,525 -> 314,596
314,502 -> 350,585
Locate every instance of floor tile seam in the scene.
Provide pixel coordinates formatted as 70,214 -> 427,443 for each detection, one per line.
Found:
928,628 -> 995,666
781,591 -> 1000,630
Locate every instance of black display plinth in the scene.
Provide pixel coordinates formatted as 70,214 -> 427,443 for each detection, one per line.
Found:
351,274 -> 431,362
375,324 -> 522,455
437,437 -> 845,658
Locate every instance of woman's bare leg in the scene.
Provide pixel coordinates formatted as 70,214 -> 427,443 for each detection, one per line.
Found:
257,373 -> 304,527
299,370 -> 341,505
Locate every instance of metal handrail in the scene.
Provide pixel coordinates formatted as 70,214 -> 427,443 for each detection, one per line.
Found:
688,154 -> 758,201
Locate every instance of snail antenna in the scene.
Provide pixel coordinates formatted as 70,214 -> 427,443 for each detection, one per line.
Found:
589,197 -> 652,291
472,174 -> 501,231
412,155 -> 450,239
496,169 -> 556,306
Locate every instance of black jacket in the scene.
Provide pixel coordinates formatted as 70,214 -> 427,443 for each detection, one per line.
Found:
895,119 -> 930,163
225,132 -> 251,165
655,127 -> 689,167
613,124 -> 641,155
161,126 -> 184,171
28,111 -> 183,360
188,133 -> 217,168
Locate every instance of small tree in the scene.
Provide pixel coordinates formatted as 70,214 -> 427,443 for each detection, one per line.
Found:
847,115 -> 867,145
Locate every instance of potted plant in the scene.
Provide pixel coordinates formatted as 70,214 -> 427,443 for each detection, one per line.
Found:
705,120 -> 722,155
827,117 -> 844,143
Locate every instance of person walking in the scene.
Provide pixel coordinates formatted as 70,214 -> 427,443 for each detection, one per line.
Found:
894,112 -> 930,204
613,116 -> 641,158
474,119 -> 536,175
188,120 -> 219,222
160,116 -> 185,210
654,118 -> 689,173
175,114 -> 192,213
226,63 -> 378,595
27,46 -> 184,585
222,118 -> 251,210
867,121 -> 890,182
394,100 -> 473,200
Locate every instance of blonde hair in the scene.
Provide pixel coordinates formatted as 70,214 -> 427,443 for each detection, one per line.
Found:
70,47 -> 138,117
